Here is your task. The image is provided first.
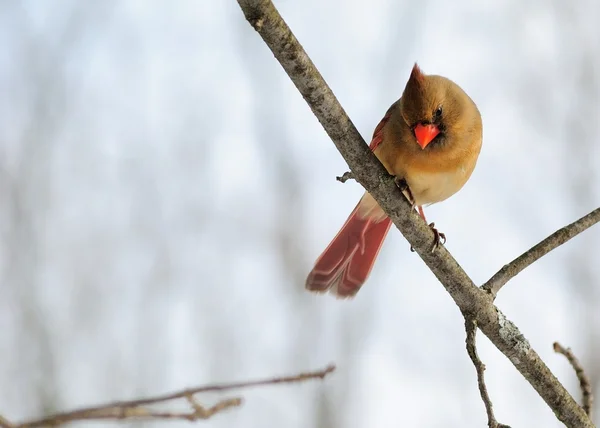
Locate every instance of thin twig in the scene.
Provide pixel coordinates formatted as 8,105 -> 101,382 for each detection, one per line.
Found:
482,207 -> 600,297
17,398 -> 243,428
554,342 -> 594,419
336,171 -> 355,183
236,1 -> 595,426
7,365 -> 335,428
464,316 -> 511,428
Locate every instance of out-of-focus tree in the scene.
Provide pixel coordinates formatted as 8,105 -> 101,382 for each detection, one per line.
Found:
0,1 -> 114,418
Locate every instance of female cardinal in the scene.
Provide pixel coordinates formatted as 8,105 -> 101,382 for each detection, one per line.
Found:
305,64 -> 482,298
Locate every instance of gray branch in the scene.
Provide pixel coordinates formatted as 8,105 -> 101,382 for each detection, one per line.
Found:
236,0 -> 595,426
483,207 -> 600,297
554,342 -> 594,420
464,316 -> 512,428
0,365 -> 335,427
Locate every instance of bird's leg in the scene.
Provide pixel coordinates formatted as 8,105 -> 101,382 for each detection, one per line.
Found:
394,177 -> 418,252
427,223 -> 446,252
417,206 -> 446,253
393,176 -> 416,209
394,177 -> 446,252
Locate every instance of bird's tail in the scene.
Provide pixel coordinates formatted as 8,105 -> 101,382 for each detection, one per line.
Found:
305,194 -> 392,298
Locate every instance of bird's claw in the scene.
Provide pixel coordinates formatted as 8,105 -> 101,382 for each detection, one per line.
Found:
395,177 -> 445,252
394,176 -> 416,208
428,222 -> 446,252
393,176 -> 408,192
410,222 -> 446,253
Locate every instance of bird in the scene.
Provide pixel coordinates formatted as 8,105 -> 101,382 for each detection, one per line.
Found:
305,63 -> 483,298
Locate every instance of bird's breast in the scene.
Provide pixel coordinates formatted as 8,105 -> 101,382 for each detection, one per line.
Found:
405,163 -> 470,206
374,128 -> 481,208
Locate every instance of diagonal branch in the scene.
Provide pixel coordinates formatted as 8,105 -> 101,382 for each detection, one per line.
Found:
483,207 -> 600,297
236,1 -> 594,427
3,365 -> 335,428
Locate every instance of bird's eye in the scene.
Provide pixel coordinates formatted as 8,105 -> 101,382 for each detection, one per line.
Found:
434,106 -> 443,119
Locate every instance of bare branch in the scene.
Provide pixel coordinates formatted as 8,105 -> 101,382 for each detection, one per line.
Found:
6,365 -> 335,427
554,342 -> 594,419
464,316 -> 511,428
483,208 -> 600,297
236,1 -> 594,426
16,398 -> 243,428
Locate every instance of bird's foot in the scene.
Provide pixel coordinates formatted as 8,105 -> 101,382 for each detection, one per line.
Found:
394,176 -> 416,208
394,177 -> 445,252
428,222 -> 446,252
410,222 -> 446,253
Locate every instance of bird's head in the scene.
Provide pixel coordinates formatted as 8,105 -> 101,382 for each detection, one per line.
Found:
400,63 -> 481,150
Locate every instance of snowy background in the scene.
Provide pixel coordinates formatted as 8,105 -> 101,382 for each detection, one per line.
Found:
0,1 -> 599,427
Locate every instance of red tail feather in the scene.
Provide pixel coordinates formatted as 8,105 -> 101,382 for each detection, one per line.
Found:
305,200 -> 392,298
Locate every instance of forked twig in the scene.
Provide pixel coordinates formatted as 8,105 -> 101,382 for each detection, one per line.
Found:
1,365 -> 335,428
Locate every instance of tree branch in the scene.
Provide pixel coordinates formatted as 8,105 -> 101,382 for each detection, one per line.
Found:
15,398 -> 243,428
236,1 -> 594,426
2,364 -> 335,427
554,342 -> 594,419
464,316 -> 511,428
482,208 -> 600,297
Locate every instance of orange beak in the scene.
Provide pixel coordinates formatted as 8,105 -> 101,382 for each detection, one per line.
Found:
414,123 -> 440,149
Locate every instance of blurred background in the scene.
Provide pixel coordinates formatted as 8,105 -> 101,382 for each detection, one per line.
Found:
0,0 -> 599,427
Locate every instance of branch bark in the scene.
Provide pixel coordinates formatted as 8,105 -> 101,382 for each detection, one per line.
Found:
554,342 -> 594,419
483,207 -> 600,297
2,365 -> 335,427
236,1 -> 595,426
464,317 -> 511,428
